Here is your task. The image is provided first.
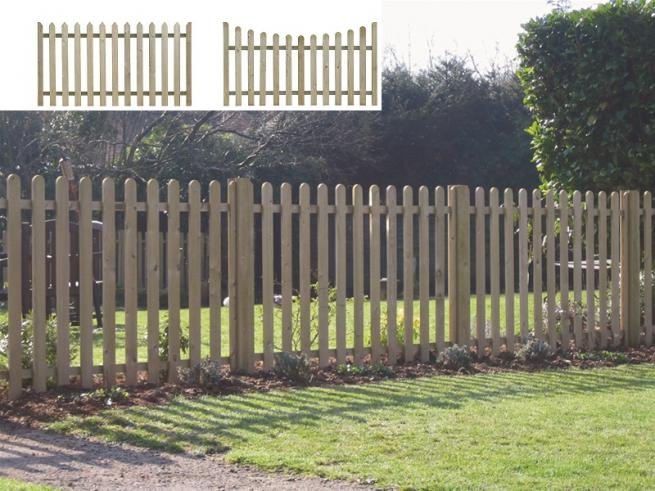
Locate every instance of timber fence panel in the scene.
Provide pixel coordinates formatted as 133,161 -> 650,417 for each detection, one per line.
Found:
222,22 -> 379,107
3,177 -> 654,397
37,22 -> 191,107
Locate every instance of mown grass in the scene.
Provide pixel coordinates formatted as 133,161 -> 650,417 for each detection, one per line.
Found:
51,364 -> 655,490
0,478 -> 55,491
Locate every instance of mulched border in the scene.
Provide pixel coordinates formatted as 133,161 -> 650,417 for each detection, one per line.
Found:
2,346 -> 655,427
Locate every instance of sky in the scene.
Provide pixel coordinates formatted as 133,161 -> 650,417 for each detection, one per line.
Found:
382,0 -> 601,70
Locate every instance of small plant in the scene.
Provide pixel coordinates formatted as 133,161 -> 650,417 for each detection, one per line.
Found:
379,310 -> 421,349
79,386 -> 129,406
336,363 -> 395,377
177,359 -> 225,388
577,350 -> 629,364
437,344 -> 472,370
0,314 -> 79,370
153,317 -> 190,362
517,336 -> 553,363
274,352 -> 311,382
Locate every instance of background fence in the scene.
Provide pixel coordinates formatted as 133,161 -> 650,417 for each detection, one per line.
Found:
37,22 -> 192,107
0,175 -> 651,399
222,22 -> 379,107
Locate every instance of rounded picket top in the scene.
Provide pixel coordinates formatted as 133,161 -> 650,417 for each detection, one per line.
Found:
402,185 -> 413,204
368,184 -> 380,204
352,184 -> 363,204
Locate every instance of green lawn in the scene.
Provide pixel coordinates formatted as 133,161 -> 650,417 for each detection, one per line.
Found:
1,290 -> 598,370
0,478 -> 55,491
51,364 -> 655,490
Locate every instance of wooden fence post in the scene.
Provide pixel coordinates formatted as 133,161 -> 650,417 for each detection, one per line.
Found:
7,175 -> 22,400
620,190 -> 641,347
448,185 -> 471,346
228,178 -> 255,372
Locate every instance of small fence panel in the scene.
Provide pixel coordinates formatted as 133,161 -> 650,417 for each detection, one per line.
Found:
0,176 -> 652,399
222,22 -> 379,107
37,22 -> 192,107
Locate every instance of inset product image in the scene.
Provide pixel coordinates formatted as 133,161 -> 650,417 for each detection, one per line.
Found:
222,22 -> 379,108
37,22 -> 192,107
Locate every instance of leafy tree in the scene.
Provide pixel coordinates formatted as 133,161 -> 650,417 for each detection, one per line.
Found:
518,0 -> 655,192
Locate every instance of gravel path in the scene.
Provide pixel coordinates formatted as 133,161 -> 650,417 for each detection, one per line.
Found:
0,422 -> 371,490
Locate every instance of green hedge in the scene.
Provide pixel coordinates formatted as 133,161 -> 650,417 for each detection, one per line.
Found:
517,1 -> 655,191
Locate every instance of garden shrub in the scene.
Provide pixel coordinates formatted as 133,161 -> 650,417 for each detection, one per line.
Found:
336,363 -> 395,378
437,344 -> 472,370
274,352 -> 311,382
518,1 -> 655,191
178,359 -> 225,388
517,336 -> 553,363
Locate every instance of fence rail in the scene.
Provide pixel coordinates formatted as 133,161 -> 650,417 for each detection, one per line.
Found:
222,22 -> 379,107
0,175 -> 651,399
37,22 -> 192,107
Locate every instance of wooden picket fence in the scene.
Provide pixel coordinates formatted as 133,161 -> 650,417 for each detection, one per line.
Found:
0,175 -> 651,399
37,22 -> 192,107
222,22 -> 379,107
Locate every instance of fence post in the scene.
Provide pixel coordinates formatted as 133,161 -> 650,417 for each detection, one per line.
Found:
448,185 -> 471,347
620,190 -> 641,347
228,178 -> 255,372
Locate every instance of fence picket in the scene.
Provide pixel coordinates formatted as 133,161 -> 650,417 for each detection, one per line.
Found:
61,23 -> 69,106
504,189 -> 515,351
559,191 -> 570,348
546,191 -> 556,346
369,185 -> 381,362
261,183 -> 274,368
188,181 -> 201,364
298,36 -> 305,105
403,186 -> 414,361
167,181 -> 181,382
161,23 -> 168,106
273,34 -> 280,105
347,29 -> 354,105
322,34 -> 329,105
185,22 -> 192,105
386,186 -> 399,363
598,192 -> 608,348
489,188 -> 500,353
371,22 -> 378,105
418,186 -> 430,362
310,35 -> 317,105
285,35 -> 292,105
532,190 -> 543,339
7,176 -> 22,400
572,191 -> 583,347
124,179 -> 138,385
280,183 -> 293,352
518,189 -> 529,340
335,184 -> 347,363
610,192 -> 620,347
247,29 -> 254,106
435,187 -> 445,352
644,192 -> 653,345
260,32 -> 267,106
317,184 -> 330,366
137,23 -> 144,105
102,178 -> 116,386
124,23 -> 131,106
87,23 -> 94,105
335,32 -> 342,105
353,185 -> 365,363
359,26 -> 366,105
38,23 -> 44,105
299,183 -> 311,356
146,180 -> 160,381
209,181 -> 223,362
475,187 -> 486,352
174,23 -> 181,106
235,27 -> 242,106
585,191 -> 596,348
112,23 -> 118,106
99,23 -> 107,106
49,23 -> 56,106
74,23 -> 82,106
79,177 -> 93,388
223,23 -> 229,105
55,177 -> 70,386
31,176 -> 47,392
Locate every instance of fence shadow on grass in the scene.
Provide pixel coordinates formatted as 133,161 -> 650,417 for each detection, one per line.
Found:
55,365 -> 655,454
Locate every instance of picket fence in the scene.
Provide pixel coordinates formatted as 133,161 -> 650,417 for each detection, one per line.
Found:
0,175 -> 651,399
222,22 -> 379,107
37,22 -> 192,107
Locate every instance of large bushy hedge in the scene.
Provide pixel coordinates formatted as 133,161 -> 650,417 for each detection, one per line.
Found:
517,1 -> 655,192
